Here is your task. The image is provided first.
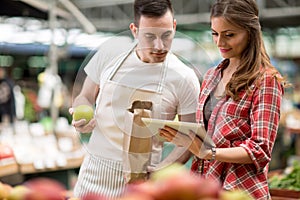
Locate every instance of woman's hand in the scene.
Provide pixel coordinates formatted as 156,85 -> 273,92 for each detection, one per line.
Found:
159,126 -> 196,147
159,126 -> 211,159
69,107 -> 96,134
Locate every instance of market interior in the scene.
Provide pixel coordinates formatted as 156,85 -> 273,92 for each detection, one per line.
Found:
0,0 -> 300,199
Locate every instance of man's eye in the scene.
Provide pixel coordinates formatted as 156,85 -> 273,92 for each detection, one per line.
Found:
211,32 -> 218,36
144,34 -> 156,40
161,32 -> 172,40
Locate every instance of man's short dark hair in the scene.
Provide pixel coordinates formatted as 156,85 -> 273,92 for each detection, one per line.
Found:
134,0 -> 174,26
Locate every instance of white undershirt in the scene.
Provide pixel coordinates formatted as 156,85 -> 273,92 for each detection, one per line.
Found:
111,51 -> 164,92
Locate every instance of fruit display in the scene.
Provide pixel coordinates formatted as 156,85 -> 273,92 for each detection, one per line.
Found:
0,145 -> 14,160
0,164 -> 254,200
119,163 -> 254,200
73,105 -> 94,124
0,178 -> 66,200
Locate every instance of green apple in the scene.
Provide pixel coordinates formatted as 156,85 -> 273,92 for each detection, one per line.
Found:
220,190 -> 254,200
73,105 -> 94,124
7,185 -> 30,200
0,182 -> 12,199
150,163 -> 186,181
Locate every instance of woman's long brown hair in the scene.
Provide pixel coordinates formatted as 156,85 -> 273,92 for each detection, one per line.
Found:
211,0 -> 288,101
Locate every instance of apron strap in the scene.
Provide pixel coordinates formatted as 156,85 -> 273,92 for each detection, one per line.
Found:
107,43 -> 137,81
107,43 -> 170,94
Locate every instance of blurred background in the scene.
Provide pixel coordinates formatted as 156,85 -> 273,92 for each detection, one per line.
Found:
0,0 -> 300,196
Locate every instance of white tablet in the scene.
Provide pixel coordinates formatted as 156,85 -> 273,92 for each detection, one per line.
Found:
141,118 -> 215,148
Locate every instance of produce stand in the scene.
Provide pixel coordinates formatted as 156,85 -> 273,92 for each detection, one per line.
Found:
0,121 -> 85,189
0,150 -> 84,189
270,116 -> 300,199
0,159 -> 18,177
268,164 -> 300,199
270,188 -> 300,199
285,127 -> 300,156
0,144 -> 19,177
19,155 -> 83,174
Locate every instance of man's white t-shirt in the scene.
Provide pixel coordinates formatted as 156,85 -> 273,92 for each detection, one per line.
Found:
84,43 -> 200,159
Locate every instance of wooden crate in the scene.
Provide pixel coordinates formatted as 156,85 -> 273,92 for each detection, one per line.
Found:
270,188 -> 300,199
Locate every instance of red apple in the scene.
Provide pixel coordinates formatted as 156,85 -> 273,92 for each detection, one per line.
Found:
153,172 -> 201,200
125,181 -> 158,198
196,177 -> 222,198
81,193 -> 108,200
24,178 -> 65,200
118,193 -> 154,200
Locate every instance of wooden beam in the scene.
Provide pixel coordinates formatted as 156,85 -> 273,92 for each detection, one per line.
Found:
18,0 -> 72,19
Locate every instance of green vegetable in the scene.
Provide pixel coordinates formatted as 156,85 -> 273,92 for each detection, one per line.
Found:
269,161 -> 300,191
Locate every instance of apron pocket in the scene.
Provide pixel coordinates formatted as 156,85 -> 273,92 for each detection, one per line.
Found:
123,107 -> 152,184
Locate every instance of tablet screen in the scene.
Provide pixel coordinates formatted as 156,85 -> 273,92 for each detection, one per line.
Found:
141,118 -> 215,148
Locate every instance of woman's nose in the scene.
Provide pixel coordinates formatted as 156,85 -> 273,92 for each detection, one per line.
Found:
216,36 -> 225,47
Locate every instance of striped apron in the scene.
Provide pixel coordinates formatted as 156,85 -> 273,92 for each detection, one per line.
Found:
74,46 -> 168,198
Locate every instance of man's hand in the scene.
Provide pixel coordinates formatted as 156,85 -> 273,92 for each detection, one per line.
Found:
69,107 -> 96,134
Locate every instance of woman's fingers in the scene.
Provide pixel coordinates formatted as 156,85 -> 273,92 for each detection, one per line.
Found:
162,125 -> 178,136
159,128 -> 173,142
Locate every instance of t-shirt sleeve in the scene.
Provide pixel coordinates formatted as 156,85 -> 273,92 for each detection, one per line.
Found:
84,37 -> 135,86
177,68 -> 200,115
84,49 -> 103,85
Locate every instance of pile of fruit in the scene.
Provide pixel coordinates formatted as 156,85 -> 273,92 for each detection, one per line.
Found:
73,163 -> 254,200
0,178 -> 66,200
120,163 -> 253,200
0,163 -> 254,200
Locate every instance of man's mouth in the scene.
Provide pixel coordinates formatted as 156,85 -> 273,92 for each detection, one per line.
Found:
151,51 -> 167,56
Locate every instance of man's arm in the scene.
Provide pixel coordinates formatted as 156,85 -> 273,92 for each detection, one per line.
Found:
70,77 -> 99,133
73,76 -> 99,107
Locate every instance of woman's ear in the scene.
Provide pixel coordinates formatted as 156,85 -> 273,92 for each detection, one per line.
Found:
129,23 -> 138,39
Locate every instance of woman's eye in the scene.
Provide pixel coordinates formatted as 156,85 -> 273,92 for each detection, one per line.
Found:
212,32 -> 218,36
225,33 -> 234,37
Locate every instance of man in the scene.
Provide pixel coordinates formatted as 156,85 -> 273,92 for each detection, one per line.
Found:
70,0 -> 200,198
0,67 -> 16,124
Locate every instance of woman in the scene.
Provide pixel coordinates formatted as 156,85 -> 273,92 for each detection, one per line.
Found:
160,0 -> 288,199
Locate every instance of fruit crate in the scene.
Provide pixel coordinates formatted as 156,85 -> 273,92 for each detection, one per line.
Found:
270,188 -> 300,199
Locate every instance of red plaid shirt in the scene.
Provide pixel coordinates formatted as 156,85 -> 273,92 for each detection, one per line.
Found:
191,60 -> 284,200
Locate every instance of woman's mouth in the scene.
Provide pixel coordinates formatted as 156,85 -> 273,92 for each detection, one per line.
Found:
220,48 -> 231,53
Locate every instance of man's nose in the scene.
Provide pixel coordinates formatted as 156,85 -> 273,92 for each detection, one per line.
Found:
153,38 -> 164,50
